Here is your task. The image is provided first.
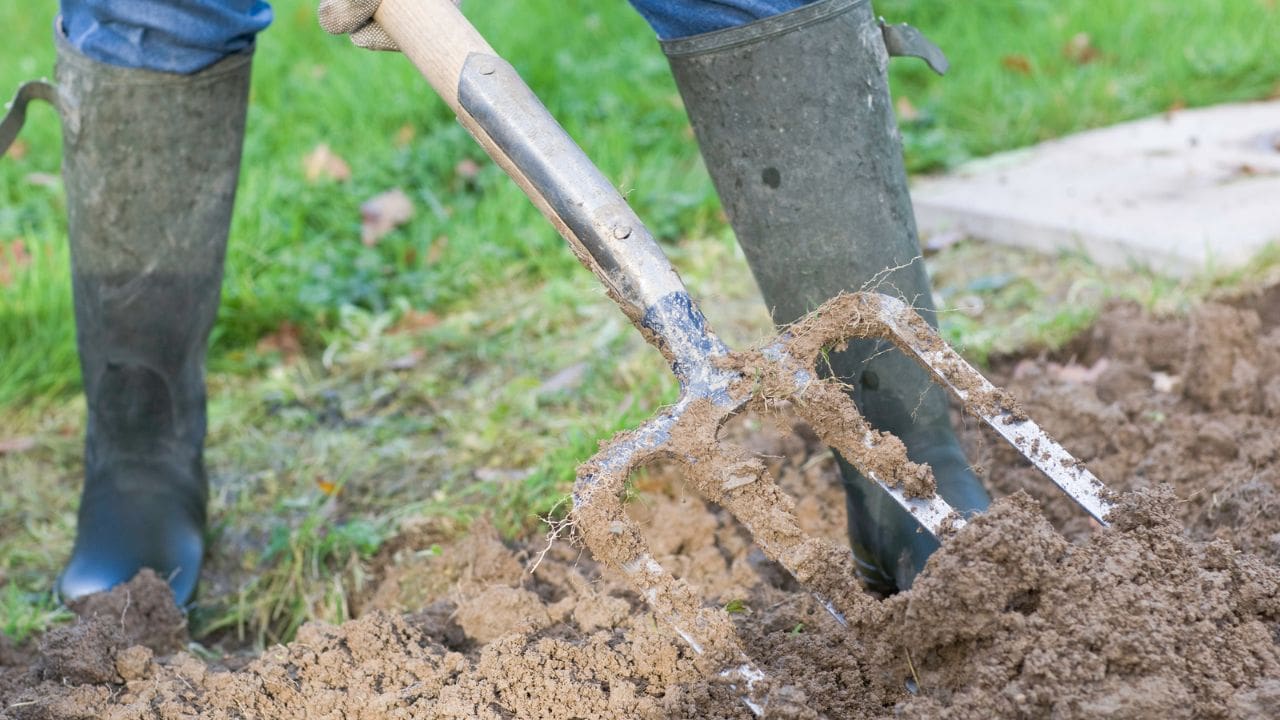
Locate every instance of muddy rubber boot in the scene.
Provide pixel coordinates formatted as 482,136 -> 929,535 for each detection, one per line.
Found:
662,0 -> 989,593
53,32 -> 253,606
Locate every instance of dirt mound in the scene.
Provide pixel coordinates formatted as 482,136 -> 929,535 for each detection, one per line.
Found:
3,296 -> 1280,719
1,570 -> 188,717
891,490 -> 1279,718
972,299 -> 1280,561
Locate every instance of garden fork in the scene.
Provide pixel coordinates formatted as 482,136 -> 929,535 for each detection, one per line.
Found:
373,0 -> 1112,712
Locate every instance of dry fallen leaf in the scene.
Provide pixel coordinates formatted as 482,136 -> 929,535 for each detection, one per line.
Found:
0,238 -> 31,287
390,309 -> 439,335
0,436 -> 36,455
361,188 -> 415,246
1165,97 -> 1188,120
395,124 -> 416,147
1062,32 -> 1100,65
455,158 -> 481,181
303,143 -> 351,183
895,96 -> 920,122
1001,54 -> 1033,75
427,235 -> 448,264
256,321 -> 303,362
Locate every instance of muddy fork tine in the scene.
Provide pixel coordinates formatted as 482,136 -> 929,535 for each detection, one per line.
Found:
785,293 -> 1114,525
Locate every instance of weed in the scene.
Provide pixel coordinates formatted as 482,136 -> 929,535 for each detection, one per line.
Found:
1,583 -> 71,644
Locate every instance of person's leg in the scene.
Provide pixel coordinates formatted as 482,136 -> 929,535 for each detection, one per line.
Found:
55,0 -> 269,605
61,0 -> 270,73
627,0 -> 815,39
629,0 -> 990,593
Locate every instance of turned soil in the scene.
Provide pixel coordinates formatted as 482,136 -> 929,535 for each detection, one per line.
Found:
3,292 -> 1280,719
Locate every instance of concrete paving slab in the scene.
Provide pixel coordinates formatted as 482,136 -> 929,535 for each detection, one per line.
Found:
910,100 -> 1280,275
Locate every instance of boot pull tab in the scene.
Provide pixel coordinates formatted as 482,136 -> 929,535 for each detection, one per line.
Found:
1,80 -> 71,159
879,19 -> 949,76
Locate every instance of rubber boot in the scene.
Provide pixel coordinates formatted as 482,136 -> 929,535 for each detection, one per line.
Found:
53,31 -> 253,606
662,0 -> 990,593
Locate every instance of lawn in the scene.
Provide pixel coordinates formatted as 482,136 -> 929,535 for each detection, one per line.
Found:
1,0 -> 1277,645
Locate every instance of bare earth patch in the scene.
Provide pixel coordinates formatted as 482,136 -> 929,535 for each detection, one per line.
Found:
3,291 -> 1280,719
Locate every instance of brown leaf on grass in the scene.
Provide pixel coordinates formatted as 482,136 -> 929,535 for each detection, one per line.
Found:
7,139 -> 27,160
895,96 -> 920,122
303,143 -> 351,183
0,238 -> 31,287
1062,32 -> 1100,65
455,158 -> 481,181
0,436 -> 36,455
1001,54 -> 1033,75
256,321 -> 303,362
427,235 -> 448,264
361,188 -> 414,246
390,309 -> 439,335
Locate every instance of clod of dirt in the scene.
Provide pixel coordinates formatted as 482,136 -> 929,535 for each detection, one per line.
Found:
65,568 -> 188,655
114,645 -> 153,682
455,586 -> 552,643
33,569 -> 186,687
35,619 -> 124,686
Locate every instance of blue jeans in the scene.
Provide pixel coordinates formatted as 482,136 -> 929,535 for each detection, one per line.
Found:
62,0 -> 818,73
61,0 -> 272,74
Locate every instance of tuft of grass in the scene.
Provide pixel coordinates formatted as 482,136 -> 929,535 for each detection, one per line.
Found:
1,583 -> 72,644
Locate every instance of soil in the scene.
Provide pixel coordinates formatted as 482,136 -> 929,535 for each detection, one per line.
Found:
3,293 -> 1280,719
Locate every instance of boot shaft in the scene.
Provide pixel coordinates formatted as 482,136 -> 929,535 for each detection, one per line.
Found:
55,33 -> 252,463
663,0 -> 932,327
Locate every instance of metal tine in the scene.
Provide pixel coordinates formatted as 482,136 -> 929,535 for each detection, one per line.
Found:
573,402 -> 771,715
823,293 -> 1114,524
756,339 -> 964,539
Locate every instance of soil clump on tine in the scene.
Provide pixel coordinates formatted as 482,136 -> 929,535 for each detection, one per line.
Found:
3,290 -> 1280,719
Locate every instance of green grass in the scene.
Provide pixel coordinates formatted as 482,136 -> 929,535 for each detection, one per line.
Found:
880,0 -> 1280,170
2,0 -> 1278,645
